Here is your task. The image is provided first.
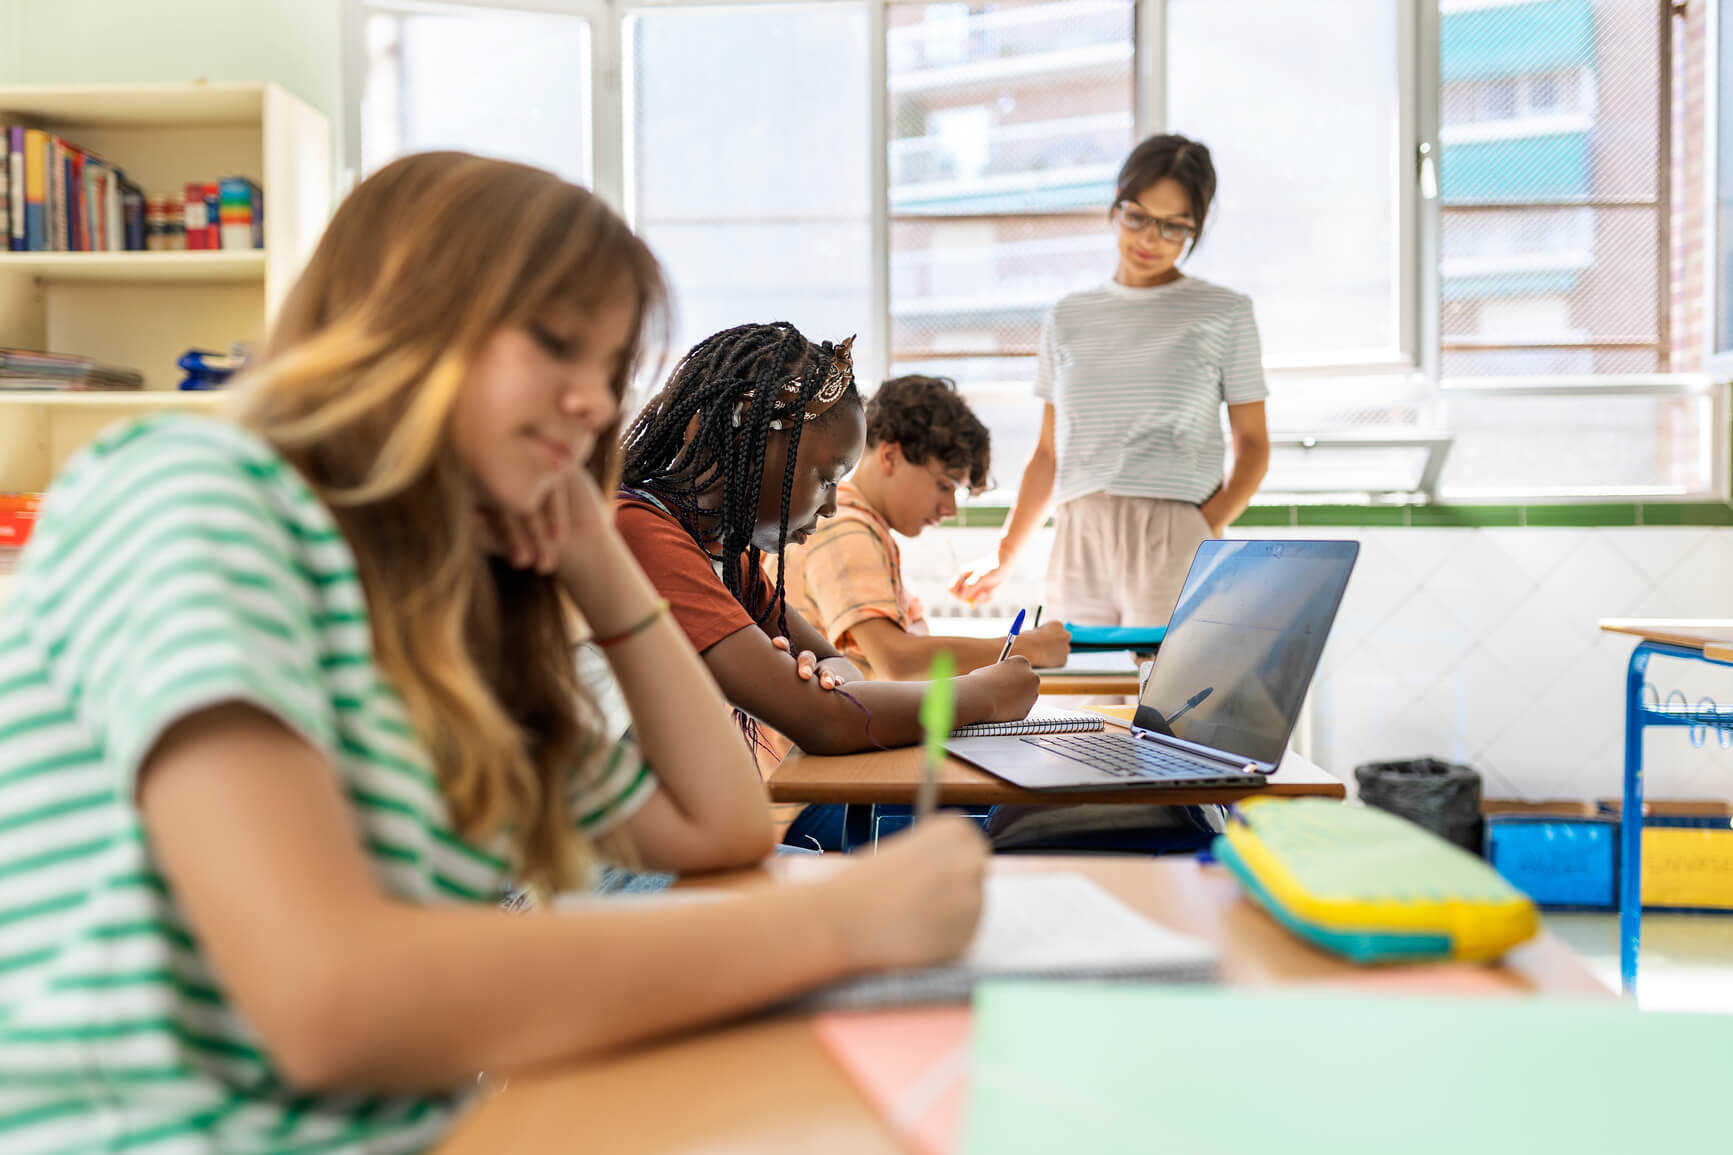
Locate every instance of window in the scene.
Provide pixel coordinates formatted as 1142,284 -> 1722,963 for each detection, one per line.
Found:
1714,0 -> 1733,357
625,3 -> 872,364
358,3 -> 592,184
886,0 -> 1135,495
1165,0 -> 1406,367
1438,0 -> 1659,378
349,0 -> 1730,504
1432,0 -> 1717,497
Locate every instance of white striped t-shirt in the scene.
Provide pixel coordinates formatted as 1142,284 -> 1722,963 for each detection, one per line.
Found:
1034,276 -> 1268,507
0,415 -> 657,1154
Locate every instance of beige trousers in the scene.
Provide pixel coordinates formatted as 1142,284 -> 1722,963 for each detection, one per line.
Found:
1045,492 -> 1210,628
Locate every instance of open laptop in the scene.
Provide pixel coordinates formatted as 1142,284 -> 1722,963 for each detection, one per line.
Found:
947,539 -> 1358,791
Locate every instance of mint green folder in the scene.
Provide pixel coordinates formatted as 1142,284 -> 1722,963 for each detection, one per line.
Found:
964,984 -> 1731,1155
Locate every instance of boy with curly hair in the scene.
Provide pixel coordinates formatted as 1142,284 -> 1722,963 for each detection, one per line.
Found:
779,375 -> 1071,680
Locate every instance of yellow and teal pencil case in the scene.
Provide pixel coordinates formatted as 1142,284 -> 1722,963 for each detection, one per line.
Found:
1214,798 -> 1539,964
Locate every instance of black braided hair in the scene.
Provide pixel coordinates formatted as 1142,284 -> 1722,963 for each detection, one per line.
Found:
621,322 -> 861,641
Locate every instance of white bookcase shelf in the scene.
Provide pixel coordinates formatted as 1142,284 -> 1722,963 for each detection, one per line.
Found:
0,390 -> 226,409
0,250 -> 267,283
0,82 -> 330,497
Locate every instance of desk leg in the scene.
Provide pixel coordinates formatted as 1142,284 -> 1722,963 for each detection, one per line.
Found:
1619,645 -> 1651,998
841,804 -> 873,853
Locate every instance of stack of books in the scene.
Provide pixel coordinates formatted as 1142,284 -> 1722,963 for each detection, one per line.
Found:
0,126 -> 264,253
0,348 -> 143,391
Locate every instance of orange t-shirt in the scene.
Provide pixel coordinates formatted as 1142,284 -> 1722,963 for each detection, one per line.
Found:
615,491 -> 779,654
776,481 -> 926,678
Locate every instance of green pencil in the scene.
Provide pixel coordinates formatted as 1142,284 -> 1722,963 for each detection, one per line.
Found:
916,650 -> 956,823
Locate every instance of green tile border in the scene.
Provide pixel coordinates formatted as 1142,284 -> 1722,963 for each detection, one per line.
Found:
944,501 -> 1733,531
1641,503 -> 1733,526
1294,505 -> 1408,527
1229,506 -> 1294,527
1408,504 -> 1524,527
1526,503 -> 1639,527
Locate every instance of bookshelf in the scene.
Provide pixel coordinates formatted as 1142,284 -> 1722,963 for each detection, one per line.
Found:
0,82 -> 331,496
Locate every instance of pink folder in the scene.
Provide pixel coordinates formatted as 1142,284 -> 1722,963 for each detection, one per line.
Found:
812,1007 -> 972,1155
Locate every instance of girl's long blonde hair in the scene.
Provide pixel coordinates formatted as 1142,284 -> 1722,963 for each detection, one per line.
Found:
232,152 -> 665,892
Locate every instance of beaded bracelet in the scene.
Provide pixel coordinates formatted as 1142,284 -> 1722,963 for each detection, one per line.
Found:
594,599 -> 670,648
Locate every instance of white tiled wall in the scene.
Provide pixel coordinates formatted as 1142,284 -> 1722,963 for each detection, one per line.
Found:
903,524 -> 1733,804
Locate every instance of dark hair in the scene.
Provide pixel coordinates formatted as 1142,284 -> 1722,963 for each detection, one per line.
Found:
620,321 -> 862,639
867,375 -> 991,493
1113,133 -> 1217,250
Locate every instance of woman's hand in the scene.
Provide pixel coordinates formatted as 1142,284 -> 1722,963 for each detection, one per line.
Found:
950,557 -> 1010,605
771,636 -> 846,691
1196,497 -> 1228,538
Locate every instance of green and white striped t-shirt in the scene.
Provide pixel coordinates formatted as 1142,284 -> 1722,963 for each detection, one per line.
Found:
0,416 -> 658,1154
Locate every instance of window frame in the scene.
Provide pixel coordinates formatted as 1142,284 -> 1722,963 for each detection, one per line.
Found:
344,0 -> 1732,504
1704,0 -> 1733,381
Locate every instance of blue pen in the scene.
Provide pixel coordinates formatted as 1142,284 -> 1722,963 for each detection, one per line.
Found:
996,608 -> 1027,663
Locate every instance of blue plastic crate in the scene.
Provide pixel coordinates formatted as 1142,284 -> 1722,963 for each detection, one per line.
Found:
1485,815 -> 1619,911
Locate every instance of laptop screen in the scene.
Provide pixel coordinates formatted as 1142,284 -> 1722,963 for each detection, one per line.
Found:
1131,540 -> 1358,768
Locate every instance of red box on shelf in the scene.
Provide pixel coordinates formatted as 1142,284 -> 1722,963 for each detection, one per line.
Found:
0,494 -> 43,548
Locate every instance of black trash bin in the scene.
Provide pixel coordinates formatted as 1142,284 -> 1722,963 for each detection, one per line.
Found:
1354,757 -> 1484,855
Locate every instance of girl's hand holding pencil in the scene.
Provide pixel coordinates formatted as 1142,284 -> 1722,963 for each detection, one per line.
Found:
835,815 -> 987,969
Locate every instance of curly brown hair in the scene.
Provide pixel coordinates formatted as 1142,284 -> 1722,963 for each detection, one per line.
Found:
866,375 -> 991,492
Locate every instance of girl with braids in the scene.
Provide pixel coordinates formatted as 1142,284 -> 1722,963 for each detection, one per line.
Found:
0,154 -> 987,1154
617,322 -> 1040,765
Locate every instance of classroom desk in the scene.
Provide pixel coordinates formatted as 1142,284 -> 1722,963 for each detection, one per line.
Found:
1597,618 -> 1733,993
435,854 -> 1609,1155
1035,649 -> 1146,697
767,743 -> 1345,808
1035,671 -> 1141,696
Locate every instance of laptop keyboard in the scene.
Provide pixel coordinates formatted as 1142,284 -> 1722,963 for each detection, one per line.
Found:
1023,733 -> 1243,782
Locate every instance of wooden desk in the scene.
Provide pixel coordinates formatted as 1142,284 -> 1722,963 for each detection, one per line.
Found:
436,855 -> 1609,1155
767,744 -> 1345,807
1036,672 -> 1140,696
1600,618 -> 1733,664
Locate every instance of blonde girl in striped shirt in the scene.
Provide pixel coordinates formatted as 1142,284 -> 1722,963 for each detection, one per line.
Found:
0,152 -> 985,1154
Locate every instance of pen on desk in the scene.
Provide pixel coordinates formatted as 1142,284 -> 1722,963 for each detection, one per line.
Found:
916,651 -> 957,823
1031,604 -> 1043,629
996,607 -> 1027,663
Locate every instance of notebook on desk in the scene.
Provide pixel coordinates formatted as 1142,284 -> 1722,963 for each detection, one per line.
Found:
951,709 -> 1104,737
948,540 -> 1357,792
789,874 -> 1217,1012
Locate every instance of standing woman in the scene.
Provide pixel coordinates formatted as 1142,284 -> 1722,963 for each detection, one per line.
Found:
952,134 -> 1271,627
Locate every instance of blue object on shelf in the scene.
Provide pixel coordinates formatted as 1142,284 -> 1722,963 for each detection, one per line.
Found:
1063,624 -> 1166,651
1485,815 -> 1618,911
175,347 -> 246,391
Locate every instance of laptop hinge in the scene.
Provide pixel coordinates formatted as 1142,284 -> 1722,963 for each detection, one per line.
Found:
1132,728 -> 1262,773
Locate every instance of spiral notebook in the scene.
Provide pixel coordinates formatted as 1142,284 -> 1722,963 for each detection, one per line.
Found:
788,874 -> 1218,1012
950,709 -> 1104,738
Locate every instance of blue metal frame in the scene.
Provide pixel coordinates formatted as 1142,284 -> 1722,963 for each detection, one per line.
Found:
1618,640 -> 1733,994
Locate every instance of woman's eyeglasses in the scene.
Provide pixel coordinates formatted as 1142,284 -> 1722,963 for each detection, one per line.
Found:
1113,202 -> 1196,243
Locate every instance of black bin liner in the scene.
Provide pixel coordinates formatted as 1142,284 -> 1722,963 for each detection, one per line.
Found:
1354,757 -> 1484,855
